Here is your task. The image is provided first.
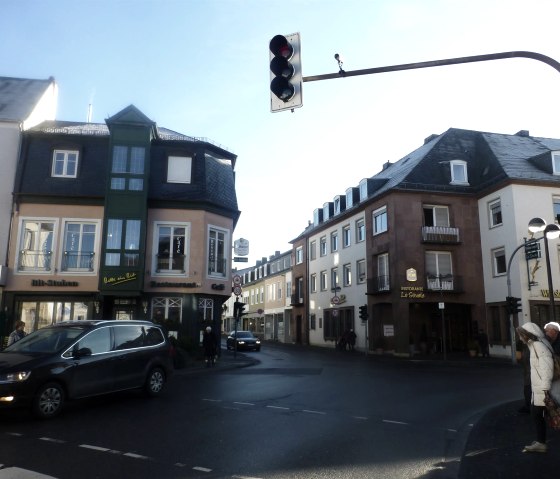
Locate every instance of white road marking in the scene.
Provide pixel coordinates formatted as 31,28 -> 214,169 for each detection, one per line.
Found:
302,409 -> 326,415
266,405 -> 290,410
193,466 -> 212,472
202,398 -> 222,402
39,437 -> 65,444
234,401 -> 255,406
123,452 -> 149,460
79,444 -> 110,452
382,419 -> 408,425
352,416 -> 368,420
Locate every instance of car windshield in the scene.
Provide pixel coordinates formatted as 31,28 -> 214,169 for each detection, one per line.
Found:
236,332 -> 254,339
3,327 -> 86,354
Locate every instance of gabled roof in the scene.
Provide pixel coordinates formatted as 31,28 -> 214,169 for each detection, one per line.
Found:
0,76 -> 55,122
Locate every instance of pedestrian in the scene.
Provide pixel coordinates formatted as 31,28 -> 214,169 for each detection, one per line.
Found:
544,321 -> 560,355
477,329 -> 490,357
518,341 -> 531,414
516,322 -> 556,453
202,326 -> 217,367
7,320 -> 26,347
337,332 -> 347,351
347,329 -> 357,351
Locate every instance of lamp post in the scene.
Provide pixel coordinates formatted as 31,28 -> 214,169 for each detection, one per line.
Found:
528,218 -> 560,324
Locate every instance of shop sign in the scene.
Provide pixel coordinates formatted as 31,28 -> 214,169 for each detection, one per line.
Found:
103,272 -> 137,286
406,268 -> 417,282
150,281 -> 201,288
400,286 -> 425,299
31,279 -> 79,287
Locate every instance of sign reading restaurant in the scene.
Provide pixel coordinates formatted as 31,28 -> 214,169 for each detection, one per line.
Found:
32,279 -> 79,287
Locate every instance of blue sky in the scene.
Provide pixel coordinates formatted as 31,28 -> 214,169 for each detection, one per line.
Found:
2,0 -> 560,265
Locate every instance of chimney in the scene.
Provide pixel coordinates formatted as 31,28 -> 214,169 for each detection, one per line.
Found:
515,130 -> 530,137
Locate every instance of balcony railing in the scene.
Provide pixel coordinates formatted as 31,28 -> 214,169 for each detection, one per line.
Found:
367,275 -> 391,294
421,226 -> 460,244
156,254 -> 186,273
18,250 -> 52,271
290,294 -> 304,306
426,274 -> 463,292
61,251 -> 95,271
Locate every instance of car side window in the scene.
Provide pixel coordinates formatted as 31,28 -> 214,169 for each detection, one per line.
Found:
71,328 -> 111,356
113,325 -> 145,351
144,327 -> 164,346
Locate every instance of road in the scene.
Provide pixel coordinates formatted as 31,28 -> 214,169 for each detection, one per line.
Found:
0,341 -> 521,479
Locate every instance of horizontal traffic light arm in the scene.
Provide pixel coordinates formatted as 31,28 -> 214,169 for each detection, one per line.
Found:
302,51 -> 560,83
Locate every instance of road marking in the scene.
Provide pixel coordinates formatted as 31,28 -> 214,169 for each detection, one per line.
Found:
352,416 -> 368,420
382,419 -> 408,425
302,409 -> 326,415
80,444 -> 110,452
39,437 -> 66,444
6,432 -> 23,437
234,401 -> 255,406
193,466 -> 212,472
124,452 -> 150,460
266,405 -> 290,410
202,398 -> 222,402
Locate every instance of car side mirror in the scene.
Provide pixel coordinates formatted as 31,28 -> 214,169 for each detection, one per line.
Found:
73,347 -> 92,358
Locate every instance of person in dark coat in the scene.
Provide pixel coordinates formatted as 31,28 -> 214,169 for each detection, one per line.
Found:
202,326 -> 218,367
544,322 -> 560,355
347,329 -> 357,351
477,329 -> 489,357
7,320 -> 26,346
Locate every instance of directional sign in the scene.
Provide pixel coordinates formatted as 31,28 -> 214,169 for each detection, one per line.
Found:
234,257 -> 248,263
524,240 -> 541,260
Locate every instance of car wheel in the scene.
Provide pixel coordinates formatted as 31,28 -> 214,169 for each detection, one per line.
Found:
32,382 -> 65,419
145,367 -> 166,397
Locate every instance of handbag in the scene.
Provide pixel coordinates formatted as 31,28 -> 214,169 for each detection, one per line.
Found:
544,391 -> 560,430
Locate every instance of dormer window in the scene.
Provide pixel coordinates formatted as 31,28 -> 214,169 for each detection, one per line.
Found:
552,152 -> 560,175
359,179 -> 368,202
346,188 -> 354,208
450,160 -> 469,185
52,150 -> 78,178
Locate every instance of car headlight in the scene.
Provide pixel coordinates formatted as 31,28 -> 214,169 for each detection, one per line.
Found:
238,340 -> 245,345
256,339 -> 261,344
0,371 -> 31,383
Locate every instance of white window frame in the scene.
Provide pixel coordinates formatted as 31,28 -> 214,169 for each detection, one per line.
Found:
343,225 -> 351,248
296,246 -> 303,264
357,259 -> 366,284
310,273 -> 317,293
343,263 -> 352,286
52,150 -> 79,178
373,206 -> 388,235
552,152 -> 560,175
61,219 -> 100,274
450,160 -> 469,185
377,253 -> 390,291
320,236 -> 327,256
16,218 -> 58,273
320,270 -> 327,291
488,199 -> 502,228
207,225 -> 229,278
153,221 -> 190,276
309,240 -> 316,261
168,156 -> 192,183
492,247 -> 507,276
424,205 -> 449,227
356,218 -> 365,242
330,231 -> 338,252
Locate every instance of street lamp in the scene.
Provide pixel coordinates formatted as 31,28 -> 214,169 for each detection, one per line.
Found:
528,218 -> 560,323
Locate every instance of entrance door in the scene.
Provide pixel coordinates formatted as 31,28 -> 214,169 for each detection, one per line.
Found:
114,307 -> 135,320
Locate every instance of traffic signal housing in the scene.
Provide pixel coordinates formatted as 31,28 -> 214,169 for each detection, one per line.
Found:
269,33 -> 302,112
506,296 -> 522,314
359,304 -> 369,321
234,301 -> 247,319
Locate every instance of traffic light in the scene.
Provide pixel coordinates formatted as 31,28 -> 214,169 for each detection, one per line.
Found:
269,33 -> 302,112
359,304 -> 369,321
506,296 -> 522,314
234,301 -> 247,319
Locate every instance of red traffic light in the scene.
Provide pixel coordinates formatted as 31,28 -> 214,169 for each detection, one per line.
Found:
269,33 -> 302,112
269,35 -> 293,59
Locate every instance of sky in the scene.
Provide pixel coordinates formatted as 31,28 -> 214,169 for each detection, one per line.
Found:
2,0 -> 560,265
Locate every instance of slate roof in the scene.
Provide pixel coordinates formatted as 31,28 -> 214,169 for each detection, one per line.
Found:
0,76 -> 54,121
293,127 -> 560,241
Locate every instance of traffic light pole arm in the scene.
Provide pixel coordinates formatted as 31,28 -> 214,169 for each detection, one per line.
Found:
303,51 -> 560,83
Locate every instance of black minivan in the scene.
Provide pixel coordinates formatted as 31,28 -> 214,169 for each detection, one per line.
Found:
0,320 -> 173,419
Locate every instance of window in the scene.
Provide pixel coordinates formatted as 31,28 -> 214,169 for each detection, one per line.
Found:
426,251 -> 453,290
62,222 -> 96,272
18,220 -> 55,271
113,325 -> 144,350
296,246 -> 303,264
104,219 -> 140,267
359,179 -> 368,202
110,145 -> 145,191
309,240 -> 316,261
168,156 -> 192,183
320,236 -> 327,256
331,231 -> 338,252
52,150 -> 78,178
373,206 -> 388,235
199,298 -> 214,321
334,197 -> 341,215
377,253 -> 389,291
356,218 -> 365,242
552,152 -> 560,175
450,160 -> 468,184
492,247 -> 507,276
75,327 -> 111,355
320,271 -> 327,291
343,225 -> 351,248
489,199 -> 502,228
343,263 -> 352,286
423,205 -> 449,227
208,227 -> 228,277
310,273 -> 317,293
553,196 -> 560,224
346,187 -> 355,209
152,297 -> 182,323
331,267 -> 339,289
357,259 -> 366,283
155,224 -> 188,273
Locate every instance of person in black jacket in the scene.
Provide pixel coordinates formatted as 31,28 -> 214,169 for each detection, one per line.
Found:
202,326 -> 218,367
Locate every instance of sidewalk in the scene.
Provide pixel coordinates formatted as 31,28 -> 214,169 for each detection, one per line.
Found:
458,400 -> 560,479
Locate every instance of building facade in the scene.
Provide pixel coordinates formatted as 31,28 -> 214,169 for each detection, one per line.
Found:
2,105 -> 239,345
